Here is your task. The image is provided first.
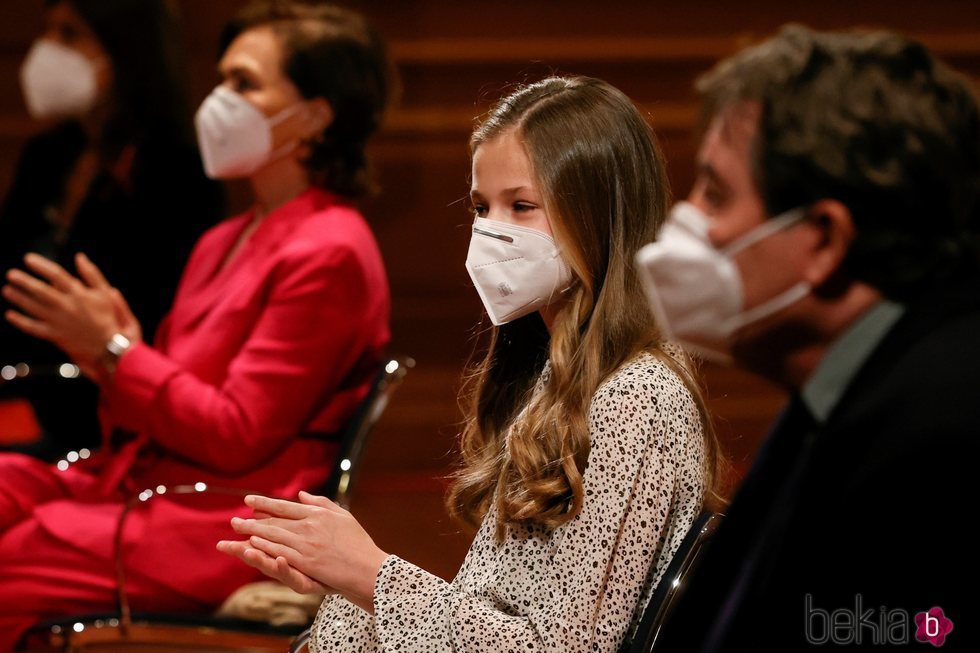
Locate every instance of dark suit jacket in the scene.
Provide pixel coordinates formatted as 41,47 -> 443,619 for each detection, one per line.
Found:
656,282 -> 980,651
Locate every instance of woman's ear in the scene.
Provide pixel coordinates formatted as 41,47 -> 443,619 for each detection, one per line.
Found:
305,97 -> 333,136
802,199 -> 856,289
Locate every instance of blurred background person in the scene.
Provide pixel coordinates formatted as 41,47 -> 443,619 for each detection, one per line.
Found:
0,0 -> 223,461
0,1 -> 392,648
640,25 -> 980,650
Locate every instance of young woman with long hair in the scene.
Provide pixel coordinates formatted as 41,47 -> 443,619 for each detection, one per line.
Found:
219,76 -> 724,652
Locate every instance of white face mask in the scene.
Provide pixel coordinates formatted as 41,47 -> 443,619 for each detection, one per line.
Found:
20,39 -> 99,120
465,217 -> 573,326
635,201 -> 809,362
194,86 -> 304,179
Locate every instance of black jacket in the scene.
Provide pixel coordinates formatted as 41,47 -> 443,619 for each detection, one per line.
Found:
656,282 -> 980,651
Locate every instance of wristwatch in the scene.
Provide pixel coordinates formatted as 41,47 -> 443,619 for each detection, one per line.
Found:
102,332 -> 133,374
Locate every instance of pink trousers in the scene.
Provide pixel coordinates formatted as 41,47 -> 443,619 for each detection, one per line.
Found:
0,454 -> 241,651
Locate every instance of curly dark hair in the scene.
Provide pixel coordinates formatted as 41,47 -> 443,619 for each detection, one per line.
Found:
697,25 -> 980,300
218,0 -> 395,198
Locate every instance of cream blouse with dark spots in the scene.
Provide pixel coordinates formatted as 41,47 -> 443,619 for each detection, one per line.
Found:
312,351 -> 706,652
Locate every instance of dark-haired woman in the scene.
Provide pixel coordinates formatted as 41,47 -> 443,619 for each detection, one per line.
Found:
0,0 -> 223,460
0,2 -> 392,646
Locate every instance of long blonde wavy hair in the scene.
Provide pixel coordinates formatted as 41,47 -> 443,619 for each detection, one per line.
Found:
448,77 -> 725,537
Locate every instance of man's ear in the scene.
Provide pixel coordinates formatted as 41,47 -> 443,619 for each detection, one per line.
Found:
305,97 -> 334,135
802,199 -> 855,289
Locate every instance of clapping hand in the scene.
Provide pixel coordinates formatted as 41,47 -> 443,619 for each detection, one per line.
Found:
217,491 -> 389,614
3,252 -> 141,379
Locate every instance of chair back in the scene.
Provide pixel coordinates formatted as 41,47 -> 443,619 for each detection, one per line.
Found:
627,512 -> 723,653
321,356 -> 413,508
288,627 -> 311,653
279,358 -> 414,652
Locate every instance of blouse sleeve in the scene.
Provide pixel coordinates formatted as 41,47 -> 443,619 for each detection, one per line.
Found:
101,240 -> 384,473
367,359 -> 705,652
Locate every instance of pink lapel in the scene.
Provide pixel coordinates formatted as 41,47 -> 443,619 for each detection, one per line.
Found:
164,188 -> 347,337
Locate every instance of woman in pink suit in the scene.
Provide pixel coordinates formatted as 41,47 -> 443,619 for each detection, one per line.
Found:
0,1 -> 392,647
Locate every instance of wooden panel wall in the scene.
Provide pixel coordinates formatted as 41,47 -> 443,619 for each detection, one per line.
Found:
1,1 -> 978,581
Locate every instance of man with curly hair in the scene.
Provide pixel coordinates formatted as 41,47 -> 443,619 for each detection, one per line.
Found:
642,25 -> 979,651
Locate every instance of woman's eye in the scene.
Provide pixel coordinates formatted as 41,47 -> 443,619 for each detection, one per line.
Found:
227,74 -> 255,93
702,184 -> 727,211
471,204 -> 487,218
513,202 -> 536,212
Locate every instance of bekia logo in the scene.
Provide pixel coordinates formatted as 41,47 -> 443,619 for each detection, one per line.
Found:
805,595 -> 954,646
915,607 -> 954,647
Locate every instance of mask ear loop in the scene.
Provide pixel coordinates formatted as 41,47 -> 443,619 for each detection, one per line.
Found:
263,102 -> 311,163
267,101 -> 306,128
721,206 -> 808,257
726,281 -> 812,333
721,206 -> 813,333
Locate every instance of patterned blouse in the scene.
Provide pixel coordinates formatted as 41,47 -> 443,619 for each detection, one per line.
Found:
311,351 -> 707,652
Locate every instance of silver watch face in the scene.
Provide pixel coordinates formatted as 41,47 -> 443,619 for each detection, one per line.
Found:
106,333 -> 132,357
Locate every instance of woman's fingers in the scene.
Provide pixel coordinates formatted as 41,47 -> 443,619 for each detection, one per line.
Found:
227,495 -> 386,602
241,547 -> 289,579
230,516 -> 313,557
244,494 -> 315,519
273,556 -> 331,595
243,492 -> 341,517
5,269 -> 63,309
216,539 -> 250,559
5,309 -> 54,341
219,537 -> 329,594
75,252 -> 111,290
23,253 -> 79,293
230,544 -> 292,582
2,284 -> 52,319
218,539 -> 286,580
231,515 -> 309,541
246,534 -> 296,564
297,490 -> 347,513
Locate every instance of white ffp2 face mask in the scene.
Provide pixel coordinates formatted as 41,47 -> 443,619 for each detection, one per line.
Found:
635,201 -> 809,361
465,217 -> 573,326
194,86 -> 303,179
20,39 -> 99,120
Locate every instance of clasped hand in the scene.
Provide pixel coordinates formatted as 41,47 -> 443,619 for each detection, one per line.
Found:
217,491 -> 389,614
3,252 -> 142,379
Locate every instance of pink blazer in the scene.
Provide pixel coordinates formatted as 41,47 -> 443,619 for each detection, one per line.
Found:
35,187 -> 390,602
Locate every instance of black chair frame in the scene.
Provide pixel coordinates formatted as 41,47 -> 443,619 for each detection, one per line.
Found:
626,511 -> 723,653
